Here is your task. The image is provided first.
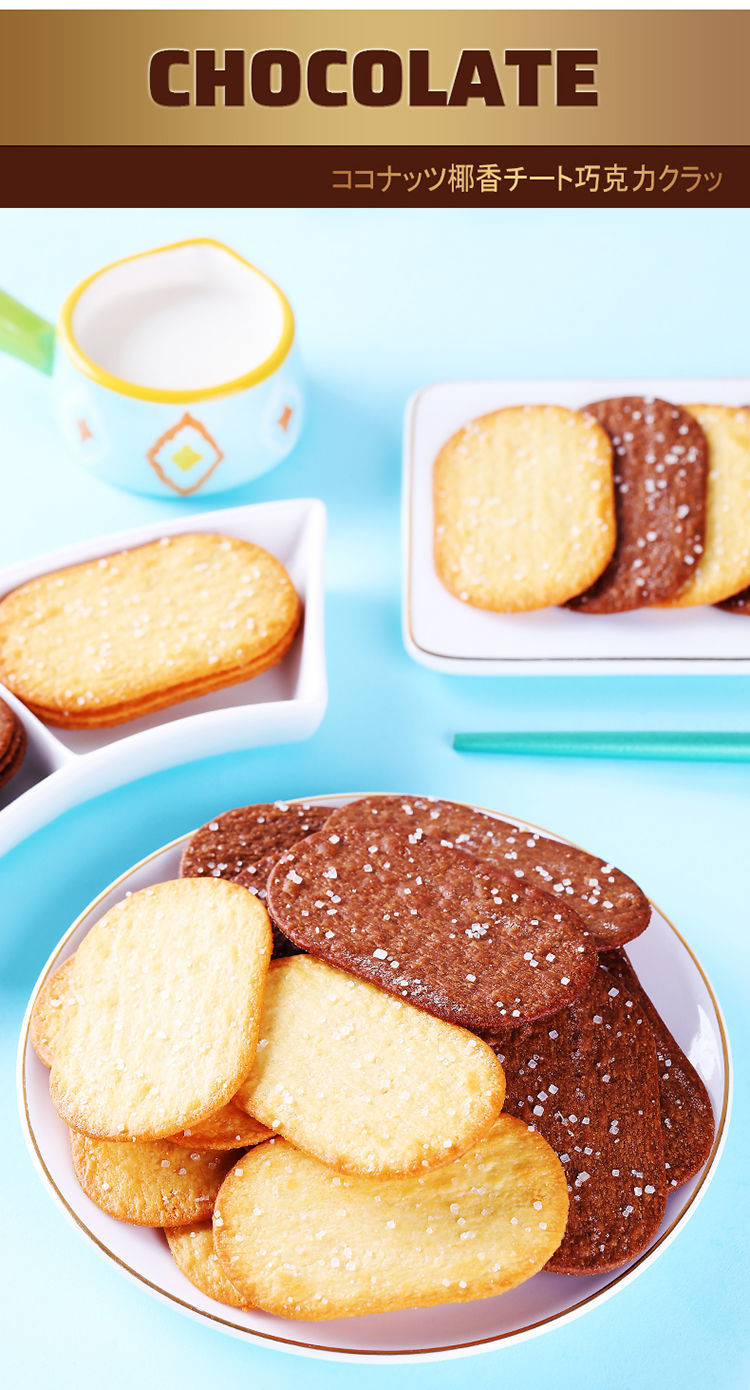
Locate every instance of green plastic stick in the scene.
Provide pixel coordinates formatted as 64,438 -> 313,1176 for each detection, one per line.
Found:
0,289 -> 55,374
453,731 -> 750,762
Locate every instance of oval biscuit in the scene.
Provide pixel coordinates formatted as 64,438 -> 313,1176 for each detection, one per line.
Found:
234,955 -> 505,1177
29,955 -> 76,1068
0,532 -> 301,726
663,405 -> 750,606
173,1102 -> 272,1152
50,878 -> 272,1140
165,1222 -> 249,1308
433,404 -> 616,611
213,1118 -> 568,1318
70,1132 -> 238,1226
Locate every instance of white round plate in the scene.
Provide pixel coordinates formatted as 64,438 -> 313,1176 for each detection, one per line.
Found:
18,795 -> 731,1364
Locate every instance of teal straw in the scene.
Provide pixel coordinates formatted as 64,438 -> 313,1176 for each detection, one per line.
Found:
453,731 -> 750,762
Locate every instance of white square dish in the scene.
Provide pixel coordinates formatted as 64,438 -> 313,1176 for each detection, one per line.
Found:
0,499 -> 327,853
403,379 -> 750,675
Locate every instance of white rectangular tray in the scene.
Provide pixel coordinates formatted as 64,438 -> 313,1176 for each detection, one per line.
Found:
0,498 -> 327,853
403,379 -> 750,675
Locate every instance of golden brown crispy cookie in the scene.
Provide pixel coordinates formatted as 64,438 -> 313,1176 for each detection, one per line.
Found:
266,824 -> 596,1030
434,404 -> 615,612
70,1132 -> 238,1226
165,1223 -> 249,1308
492,964 -> 666,1275
234,956 -> 505,1177
29,956 -> 76,1067
181,801 -> 329,956
568,397 -> 708,612
174,1103 -> 272,1152
0,695 -> 26,788
599,950 -> 714,1188
327,796 -> 650,950
50,878 -> 272,1140
662,406 -> 750,606
213,1118 -> 568,1319
16,629 -> 297,729
0,533 -> 301,727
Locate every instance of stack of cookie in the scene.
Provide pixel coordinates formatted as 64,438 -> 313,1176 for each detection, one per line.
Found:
31,795 -> 714,1317
0,694 -> 26,789
434,398 -> 750,614
0,532 -> 301,727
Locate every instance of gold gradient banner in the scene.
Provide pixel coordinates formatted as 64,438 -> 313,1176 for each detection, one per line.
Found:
0,10 -> 748,147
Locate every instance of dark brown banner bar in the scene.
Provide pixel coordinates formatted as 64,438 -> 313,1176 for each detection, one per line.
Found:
2,145 -> 745,208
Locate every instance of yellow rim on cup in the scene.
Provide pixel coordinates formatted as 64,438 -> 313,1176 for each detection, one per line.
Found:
56,237 -> 295,405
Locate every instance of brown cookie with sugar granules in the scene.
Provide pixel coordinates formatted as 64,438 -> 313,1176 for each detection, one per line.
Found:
180,801 -> 330,882
266,823 -> 597,1031
598,949 -> 714,1188
716,584 -> 750,614
490,964 -> 666,1275
0,695 -> 26,788
326,796 -> 650,950
181,801 -> 329,957
567,396 -> 708,613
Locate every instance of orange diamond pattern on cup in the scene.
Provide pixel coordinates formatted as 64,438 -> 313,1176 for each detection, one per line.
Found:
147,414 -> 224,495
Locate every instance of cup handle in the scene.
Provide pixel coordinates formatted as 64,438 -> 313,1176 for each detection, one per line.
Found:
0,289 -> 55,374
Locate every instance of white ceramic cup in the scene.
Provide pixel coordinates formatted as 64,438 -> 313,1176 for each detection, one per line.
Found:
0,238 -> 304,497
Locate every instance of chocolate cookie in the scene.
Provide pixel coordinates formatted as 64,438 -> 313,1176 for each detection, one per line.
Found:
266,823 -> 597,1031
180,802 -> 330,882
492,964 -> 666,1275
567,397 -> 708,612
181,801 -> 329,958
599,950 -> 714,1188
326,797 -> 650,950
0,695 -> 26,789
716,585 -> 750,614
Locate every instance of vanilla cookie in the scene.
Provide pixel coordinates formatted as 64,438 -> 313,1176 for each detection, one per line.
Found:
0,533 -> 301,727
29,955 -> 76,1067
434,404 -> 615,611
165,1222 -> 249,1308
234,956 -> 505,1176
50,878 -> 272,1140
213,1118 -> 568,1319
173,1103 -> 272,1152
662,406 -> 750,606
70,1131 -> 237,1226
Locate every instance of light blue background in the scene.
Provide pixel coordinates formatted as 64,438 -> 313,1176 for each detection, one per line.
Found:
1,207 -> 748,1389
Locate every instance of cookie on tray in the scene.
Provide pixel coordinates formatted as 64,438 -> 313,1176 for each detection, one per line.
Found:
661,405 -> 750,606
433,404 -> 616,611
567,396 -> 708,612
0,533 -> 301,727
